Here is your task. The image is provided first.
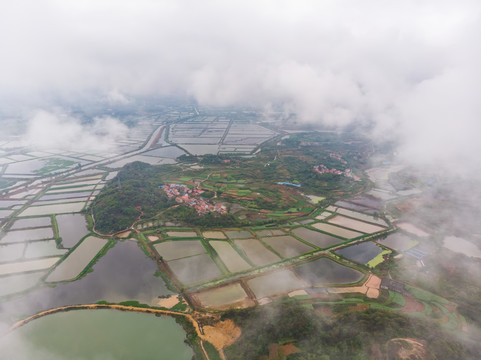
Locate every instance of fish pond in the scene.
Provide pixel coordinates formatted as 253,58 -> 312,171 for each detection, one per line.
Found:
167,253 -> 222,286
291,227 -> 343,248
312,222 -> 363,239
209,241 -> 251,273
262,236 -> 315,258
153,240 -> 206,261
19,202 -> 85,217
0,241 -> 173,317
46,236 -> 108,282
56,214 -> 90,248
377,233 -> 416,251
9,217 -> 51,229
193,282 -> 252,308
295,258 -> 364,286
335,242 -> 383,265
234,239 -> 281,266
327,215 -> 385,234
0,228 -> 54,244
247,269 -> 305,299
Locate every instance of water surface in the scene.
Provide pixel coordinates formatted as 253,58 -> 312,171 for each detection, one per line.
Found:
0,309 -> 193,360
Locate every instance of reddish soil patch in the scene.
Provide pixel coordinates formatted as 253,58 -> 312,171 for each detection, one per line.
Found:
266,343 -> 300,360
349,303 -> 370,312
401,296 -> 424,313
443,304 -> 456,312
386,338 -> 427,360
279,344 -> 299,357
316,306 -> 334,317
203,319 -> 241,351
370,343 -> 383,360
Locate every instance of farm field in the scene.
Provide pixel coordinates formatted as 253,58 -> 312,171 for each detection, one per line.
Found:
294,258 -> 364,286
209,240 -> 251,272
45,236 -> 108,282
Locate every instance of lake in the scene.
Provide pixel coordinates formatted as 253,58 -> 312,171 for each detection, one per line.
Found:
0,309 -> 193,360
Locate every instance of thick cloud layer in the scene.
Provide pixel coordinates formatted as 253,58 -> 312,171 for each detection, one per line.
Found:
22,110 -> 128,152
1,0 -> 480,171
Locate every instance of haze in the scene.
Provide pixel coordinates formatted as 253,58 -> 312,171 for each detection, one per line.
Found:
0,0 -> 480,173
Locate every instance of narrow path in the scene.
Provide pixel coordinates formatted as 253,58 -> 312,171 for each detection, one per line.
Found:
4,304 -> 215,360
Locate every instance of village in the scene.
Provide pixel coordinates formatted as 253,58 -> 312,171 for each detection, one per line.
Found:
313,154 -> 361,182
160,183 -> 227,215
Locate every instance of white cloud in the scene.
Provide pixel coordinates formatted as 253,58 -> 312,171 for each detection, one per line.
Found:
0,0 -> 480,171
23,110 -> 128,152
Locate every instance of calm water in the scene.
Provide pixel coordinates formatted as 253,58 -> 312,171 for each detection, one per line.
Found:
0,309 -> 193,360
0,241 -> 173,318
56,214 -> 89,248
336,242 -> 382,264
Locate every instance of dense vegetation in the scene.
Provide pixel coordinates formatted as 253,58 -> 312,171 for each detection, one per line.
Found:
90,162 -> 173,233
161,204 -> 240,228
91,132 -> 372,233
223,301 -> 478,360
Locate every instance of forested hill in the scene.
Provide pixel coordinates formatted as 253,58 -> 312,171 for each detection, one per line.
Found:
90,162 -> 172,234
223,301 -> 479,360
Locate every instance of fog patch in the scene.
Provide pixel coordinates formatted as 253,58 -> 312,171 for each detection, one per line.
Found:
22,110 -> 128,153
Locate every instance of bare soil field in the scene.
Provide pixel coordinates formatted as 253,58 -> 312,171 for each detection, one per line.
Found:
401,297 -> 425,313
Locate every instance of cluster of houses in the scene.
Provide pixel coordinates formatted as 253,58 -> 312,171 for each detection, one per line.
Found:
160,183 -> 227,215
328,152 -> 347,164
313,164 -> 361,181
